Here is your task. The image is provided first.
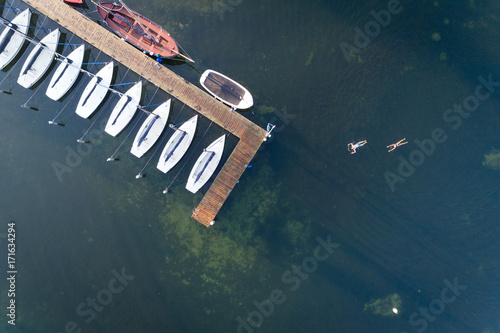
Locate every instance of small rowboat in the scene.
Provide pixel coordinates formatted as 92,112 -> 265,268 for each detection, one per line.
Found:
105,81 -> 142,137
130,99 -> 171,158
157,115 -> 198,174
0,9 -> 31,70
186,135 -> 225,193
18,28 -> 60,89
200,69 -> 253,110
96,1 -> 193,62
75,61 -> 114,119
46,44 -> 85,101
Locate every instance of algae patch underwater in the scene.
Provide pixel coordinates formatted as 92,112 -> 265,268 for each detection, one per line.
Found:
364,293 -> 402,316
482,149 -> 500,170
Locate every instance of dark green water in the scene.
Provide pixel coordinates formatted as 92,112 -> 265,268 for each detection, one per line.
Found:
1,0 -> 500,332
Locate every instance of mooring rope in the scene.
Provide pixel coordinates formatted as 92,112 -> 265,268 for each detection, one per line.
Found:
21,85 -> 45,109
82,62 -> 108,66
50,76 -> 86,124
107,111 -> 145,160
87,49 -> 102,72
111,81 -> 137,87
0,4 -> 20,12
11,23 -> 50,31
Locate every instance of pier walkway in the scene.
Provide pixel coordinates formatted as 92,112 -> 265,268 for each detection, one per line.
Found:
22,0 -> 268,226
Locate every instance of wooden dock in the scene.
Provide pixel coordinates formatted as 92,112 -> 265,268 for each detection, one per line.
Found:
22,0 -> 268,226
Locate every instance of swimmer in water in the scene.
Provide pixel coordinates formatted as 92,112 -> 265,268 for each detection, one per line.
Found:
387,138 -> 408,152
348,140 -> 367,154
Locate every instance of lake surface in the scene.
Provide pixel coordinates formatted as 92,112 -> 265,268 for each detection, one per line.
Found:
1,0 -> 500,332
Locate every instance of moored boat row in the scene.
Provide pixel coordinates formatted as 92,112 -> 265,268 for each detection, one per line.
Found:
0,8 -> 225,193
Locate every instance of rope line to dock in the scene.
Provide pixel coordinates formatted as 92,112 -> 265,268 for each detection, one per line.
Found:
21,85 -> 45,109
108,112 -> 144,160
0,4 -> 21,12
50,77 -> 86,124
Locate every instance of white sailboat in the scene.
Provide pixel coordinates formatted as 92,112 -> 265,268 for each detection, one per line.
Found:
0,9 -> 31,70
157,115 -> 198,174
18,28 -> 60,88
130,99 -> 171,158
75,61 -> 114,118
186,135 -> 225,193
46,44 -> 84,101
105,81 -> 142,137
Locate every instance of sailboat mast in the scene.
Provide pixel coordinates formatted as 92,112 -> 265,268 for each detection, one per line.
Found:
118,0 -> 153,40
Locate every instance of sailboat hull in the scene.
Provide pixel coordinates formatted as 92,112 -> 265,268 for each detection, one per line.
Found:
97,2 -> 182,60
18,29 -> 60,89
0,9 -> 31,70
157,115 -> 198,174
130,99 -> 171,158
75,61 -> 114,119
46,44 -> 85,101
105,81 -> 142,137
186,135 -> 225,193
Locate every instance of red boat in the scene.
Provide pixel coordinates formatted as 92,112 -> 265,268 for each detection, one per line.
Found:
96,1 -> 193,62
64,0 -> 83,3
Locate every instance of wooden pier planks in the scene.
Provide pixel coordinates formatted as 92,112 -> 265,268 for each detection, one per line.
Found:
193,128 -> 264,226
21,0 -> 268,226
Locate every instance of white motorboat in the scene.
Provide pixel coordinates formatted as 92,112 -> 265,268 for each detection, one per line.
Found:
18,28 -> 60,88
200,69 -> 253,110
130,99 -> 171,158
46,44 -> 84,101
75,61 -> 114,118
157,115 -> 198,174
105,81 -> 142,136
186,135 -> 225,193
0,9 -> 31,70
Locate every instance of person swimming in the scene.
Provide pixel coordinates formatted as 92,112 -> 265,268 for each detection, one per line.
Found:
387,138 -> 408,152
348,140 -> 367,154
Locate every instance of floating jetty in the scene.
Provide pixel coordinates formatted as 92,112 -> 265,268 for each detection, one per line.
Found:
21,0 -> 268,227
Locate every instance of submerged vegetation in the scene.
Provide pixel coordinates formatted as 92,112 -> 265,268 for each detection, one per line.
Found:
482,149 -> 500,170
152,164 -> 280,307
363,293 -> 402,316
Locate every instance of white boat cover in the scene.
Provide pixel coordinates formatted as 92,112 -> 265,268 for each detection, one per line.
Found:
157,115 -> 198,173
18,28 -> 60,88
0,9 -> 31,70
46,44 -> 84,101
75,61 -> 114,119
105,81 -> 142,137
186,135 -> 225,193
130,99 -> 171,158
